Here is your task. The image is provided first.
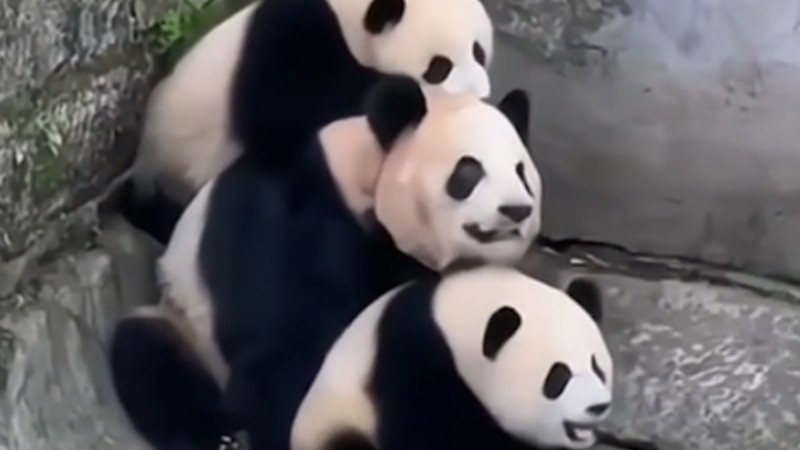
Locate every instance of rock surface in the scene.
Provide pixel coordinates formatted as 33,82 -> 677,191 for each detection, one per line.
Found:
524,245 -> 800,450
487,0 -> 800,282
0,0 -> 180,261
0,214 -> 162,450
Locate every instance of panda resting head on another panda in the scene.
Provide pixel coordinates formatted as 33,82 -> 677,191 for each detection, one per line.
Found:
124,0 -> 495,245
367,82 -> 540,270
291,266 -> 613,450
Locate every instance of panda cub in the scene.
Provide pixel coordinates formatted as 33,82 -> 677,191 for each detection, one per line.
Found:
111,77 -> 540,450
124,0 -> 495,244
292,266 -> 612,450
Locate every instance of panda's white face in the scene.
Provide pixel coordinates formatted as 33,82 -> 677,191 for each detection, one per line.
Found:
365,0 -> 494,98
477,290 -> 613,449
425,101 -> 540,268
434,269 -> 613,450
374,92 -> 540,271
478,315 -> 613,449
520,355 -> 613,449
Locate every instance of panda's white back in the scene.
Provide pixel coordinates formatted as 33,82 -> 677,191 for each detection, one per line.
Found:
133,3 -> 258,200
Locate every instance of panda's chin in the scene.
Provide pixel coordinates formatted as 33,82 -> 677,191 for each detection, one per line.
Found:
563,421 -> 597,444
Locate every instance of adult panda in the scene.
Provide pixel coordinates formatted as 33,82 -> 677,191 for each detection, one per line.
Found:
111,77 -> 539,450
292,267 -> 658,450
123,0 -> 495,245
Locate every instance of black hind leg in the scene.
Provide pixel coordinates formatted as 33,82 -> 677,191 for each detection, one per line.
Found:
118,178 -> 187,245
110,314 -> 240,450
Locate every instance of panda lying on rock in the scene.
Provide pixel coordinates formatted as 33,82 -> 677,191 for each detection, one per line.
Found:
289,266 -> 659,450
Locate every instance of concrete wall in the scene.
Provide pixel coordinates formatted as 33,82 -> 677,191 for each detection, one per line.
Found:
486,0 -> 800,281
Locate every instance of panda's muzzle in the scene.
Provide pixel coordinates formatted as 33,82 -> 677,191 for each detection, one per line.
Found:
463,223 -> 521,243
563,420 -> 597,442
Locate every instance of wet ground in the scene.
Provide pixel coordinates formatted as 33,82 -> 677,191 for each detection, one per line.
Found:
523,243 -> 800,450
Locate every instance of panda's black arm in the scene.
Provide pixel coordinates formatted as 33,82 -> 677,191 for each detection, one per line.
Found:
197,158 -> 290,362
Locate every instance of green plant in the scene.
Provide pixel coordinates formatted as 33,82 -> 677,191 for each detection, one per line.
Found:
155,1 -> 205,55
153,0 -> 243,62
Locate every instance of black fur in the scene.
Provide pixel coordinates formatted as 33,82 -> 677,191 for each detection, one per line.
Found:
117,178 -> 186,245
367,277 -> 548,450
496,89 -> 530,148
363,0 -> 405,34
326,431 -> 379,450
482,306 -> 521,360
229,0 -> 386,171
197,145 -> 430,450
364,75 -> 427,150
110,316 -> 240,450
564,276 -> 603,323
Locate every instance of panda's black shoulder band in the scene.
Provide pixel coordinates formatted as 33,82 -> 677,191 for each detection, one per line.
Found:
364,75 -> 427,151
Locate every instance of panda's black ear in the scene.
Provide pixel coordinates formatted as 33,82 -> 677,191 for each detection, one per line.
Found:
364,75 -> 427,151
364,0 -> 405,34
483,306 -> 522,360
497,89 -> 530,147
565,277 -> 603,323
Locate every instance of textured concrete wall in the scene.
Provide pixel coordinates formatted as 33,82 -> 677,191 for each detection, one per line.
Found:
485,0 -> 800,281
0,0 -> 180,261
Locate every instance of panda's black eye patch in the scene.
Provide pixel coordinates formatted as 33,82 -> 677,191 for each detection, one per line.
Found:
515,161 -> 533,197
482,306 -> 521,360
591,355 -> 606,383
473,42 -> 486,66
543,362 -> 572,400
446,156 -> 485,200
423,56 -> 453,84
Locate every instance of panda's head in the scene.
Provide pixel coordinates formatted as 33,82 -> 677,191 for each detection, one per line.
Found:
434,268 -> 613,449
366,77 -> 540,271
331,0 -> 493,98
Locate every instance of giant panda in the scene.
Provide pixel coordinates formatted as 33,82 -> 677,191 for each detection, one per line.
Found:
123,0 -> 495,245
289,266 -> 611,450
291,267 -> 657,450
111,77 -> 540,450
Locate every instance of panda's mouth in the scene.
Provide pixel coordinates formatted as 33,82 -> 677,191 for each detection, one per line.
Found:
563,421 -> 597,442
463,224 -> 521,243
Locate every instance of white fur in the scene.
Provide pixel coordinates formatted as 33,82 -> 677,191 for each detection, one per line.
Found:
437,100 -> 540,266
291,284 -> 410,450
292,267 -> 612,450
131,3 -> 256,203
364,0 -> 493,97
130,0 -> 493,204
435,267 -> 613,449
153,179 -> 230,387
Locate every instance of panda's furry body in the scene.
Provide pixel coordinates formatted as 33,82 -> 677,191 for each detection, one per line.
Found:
290,267 -> 613,450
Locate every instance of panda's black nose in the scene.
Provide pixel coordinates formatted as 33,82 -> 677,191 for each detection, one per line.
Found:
498,204 -> 532,223
586,402 -> 610,416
